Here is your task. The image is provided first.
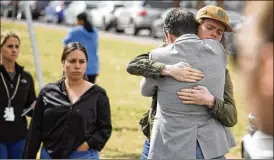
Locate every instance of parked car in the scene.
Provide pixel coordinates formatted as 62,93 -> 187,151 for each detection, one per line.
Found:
89,1 -> 126,31
1,0 -> 19,18
113,0 -> 174,35
63,1 -> 101,26
1,1 -> 11,17
43,1 -> 66,23
16,1 -> 50,20
150,8 -> 198,39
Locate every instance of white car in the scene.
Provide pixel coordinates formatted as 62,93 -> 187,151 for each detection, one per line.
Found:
113,1 -> 174,35
89,1 -> 125,31
63,1 -> 101,26
242,131 -> 273,159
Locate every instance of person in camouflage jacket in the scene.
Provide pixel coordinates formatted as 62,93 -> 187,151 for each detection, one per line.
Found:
128,53 -> 237,136
127,7 -> 238,159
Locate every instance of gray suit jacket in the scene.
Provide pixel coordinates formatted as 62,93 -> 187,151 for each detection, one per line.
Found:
140,34 -> 236,159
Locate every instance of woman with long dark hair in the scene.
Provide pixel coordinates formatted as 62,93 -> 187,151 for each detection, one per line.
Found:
23,42 -> 112,159
63,12 -> 99,83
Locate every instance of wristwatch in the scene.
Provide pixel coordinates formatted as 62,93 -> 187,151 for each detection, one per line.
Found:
248,113 -> 258,136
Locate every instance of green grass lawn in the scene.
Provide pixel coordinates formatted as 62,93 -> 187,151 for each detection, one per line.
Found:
1,20 -> 248,159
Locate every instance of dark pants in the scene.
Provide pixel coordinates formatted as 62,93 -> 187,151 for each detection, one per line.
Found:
40,147 -> 99,159
140,138 -> 226,159
87,75 -> 97,83
0,138 -> 26,159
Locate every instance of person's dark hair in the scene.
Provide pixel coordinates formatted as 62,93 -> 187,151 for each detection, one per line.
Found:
164,8 -> 197,37
61,42 -> 88,63
77,12 -> 94,32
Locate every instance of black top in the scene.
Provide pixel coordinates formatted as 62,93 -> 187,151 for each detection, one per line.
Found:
23,79 -> 112,159
0,63 -> 36,142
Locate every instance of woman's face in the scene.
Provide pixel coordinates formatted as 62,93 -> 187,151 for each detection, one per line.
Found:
63,49 -> 87,81
0,37 -> 20,63
197,18 -> 225,41
76,19 -> 84,26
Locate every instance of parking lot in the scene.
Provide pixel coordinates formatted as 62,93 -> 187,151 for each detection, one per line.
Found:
1,1 -> 244,44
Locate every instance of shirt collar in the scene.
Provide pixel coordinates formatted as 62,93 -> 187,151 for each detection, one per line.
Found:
175,34 -> 200,43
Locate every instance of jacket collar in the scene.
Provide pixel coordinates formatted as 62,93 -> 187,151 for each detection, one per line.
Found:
58,78 -> 98,96
0,62 -> 24,73
175,34 -> 200,43
0,63 -> 24,81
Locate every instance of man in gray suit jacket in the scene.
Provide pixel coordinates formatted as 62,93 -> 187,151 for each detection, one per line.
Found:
140,8 -> 235,159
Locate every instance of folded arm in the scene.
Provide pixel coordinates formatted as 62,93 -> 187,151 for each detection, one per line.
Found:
86,94 -> 112,151
24,73 -> 37,117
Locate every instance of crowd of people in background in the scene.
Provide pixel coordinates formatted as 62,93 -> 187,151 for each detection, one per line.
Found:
0,1 -> 272,159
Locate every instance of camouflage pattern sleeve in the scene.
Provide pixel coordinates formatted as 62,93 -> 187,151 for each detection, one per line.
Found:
126,53 -> 165,80
209,69 -> 238,127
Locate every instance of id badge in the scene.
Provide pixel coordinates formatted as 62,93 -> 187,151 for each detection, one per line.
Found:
3,107 -> 15,121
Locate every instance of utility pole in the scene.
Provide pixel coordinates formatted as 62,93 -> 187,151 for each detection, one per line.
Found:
173,0 -> 180,8
216,1 -> 224,8
24,2 -> 44,90
196,1 -> 203,10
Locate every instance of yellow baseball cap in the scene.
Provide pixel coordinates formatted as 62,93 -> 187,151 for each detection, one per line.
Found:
196,5 -> 233,32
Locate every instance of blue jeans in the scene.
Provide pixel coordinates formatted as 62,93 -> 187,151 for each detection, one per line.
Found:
40,147 -> 99,159
141,138 -> 225,159
196,141 -> 205,159
140,138 -> 150,160
0,138 -> 26,159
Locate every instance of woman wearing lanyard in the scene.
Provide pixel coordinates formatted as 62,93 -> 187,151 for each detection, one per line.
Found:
23,42 -> 112,159
0,31 -> 36,158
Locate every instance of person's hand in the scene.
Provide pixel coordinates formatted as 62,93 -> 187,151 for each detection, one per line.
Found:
77,141 -> 89,151
177,85 -> 215,108
161,62 -> 204,82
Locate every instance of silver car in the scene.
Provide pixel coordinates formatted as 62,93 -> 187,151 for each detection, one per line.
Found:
113,1 -> 174,35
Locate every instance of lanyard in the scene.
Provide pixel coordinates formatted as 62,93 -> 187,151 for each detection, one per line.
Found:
0,72 -> 21,108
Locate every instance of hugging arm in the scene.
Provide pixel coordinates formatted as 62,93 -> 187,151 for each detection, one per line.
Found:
127,53 -> 165,79
208,69 -> 237,127
127,53 -> 203,82
140,77 -> 158,97
177,69 -> 237,127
